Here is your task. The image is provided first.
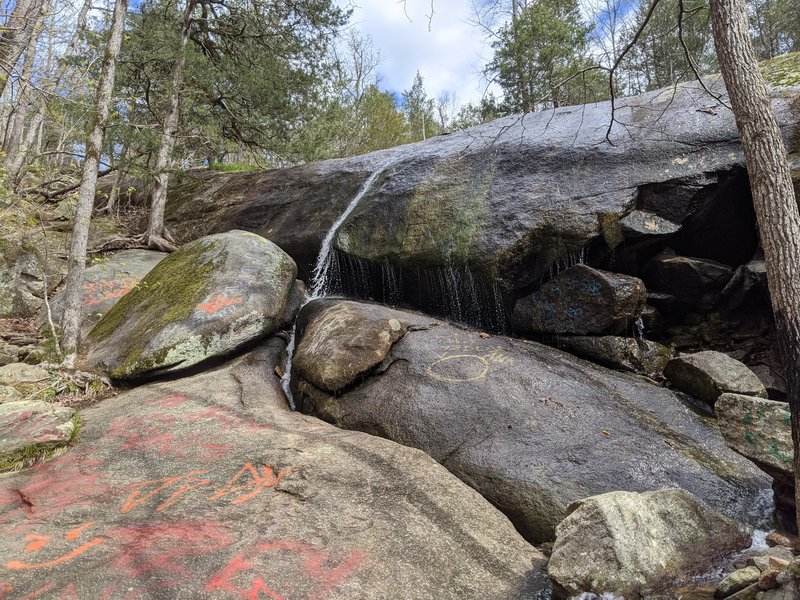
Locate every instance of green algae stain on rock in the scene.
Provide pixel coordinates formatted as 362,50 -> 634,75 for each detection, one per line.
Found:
339,155 -> 494,269
85,231 -> 296,379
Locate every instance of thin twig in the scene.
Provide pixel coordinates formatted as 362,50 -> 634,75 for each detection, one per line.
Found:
37,209 -> 63,361
677,0 -> 731,110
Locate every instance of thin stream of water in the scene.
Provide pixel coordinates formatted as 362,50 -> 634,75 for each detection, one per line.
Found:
309,166 -> 388,299
280,163 -> 390,408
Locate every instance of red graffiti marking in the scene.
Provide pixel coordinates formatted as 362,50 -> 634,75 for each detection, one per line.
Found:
0,455 -> 113,523
23,535 -> 50,553
57,583 -> 79,600
145,392 -> 189,408
107,415 -> 178,456
196,294 -> 242,314
0,582 -> 13,599
209,464 -> 291,506
120,470 -> 212,514
207,539 -> 363,600
199,441 -> 233,460
7,522 -> 104,570
106,415 -> 227,461
188,406 -> 270,433
107,521 -> 234,578
82,276 -> 141,307
19,583 -> 57,600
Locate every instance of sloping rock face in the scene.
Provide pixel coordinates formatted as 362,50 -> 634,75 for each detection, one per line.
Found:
160,77 -> 799,329
45,249 -> 167,337
0,340 -> 549,599
292,299 -> 771,543
161,161 -> 387,280
547,489 -> 750,599
84,231 -> 296,379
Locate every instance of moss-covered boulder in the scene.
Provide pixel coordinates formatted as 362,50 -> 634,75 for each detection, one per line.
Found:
84,231 -> 296,379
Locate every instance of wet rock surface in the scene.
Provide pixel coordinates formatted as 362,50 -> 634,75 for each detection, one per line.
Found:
84,231 -> 296,379
665,351 -> 768,408
0,341 -> 549,599
45,249 -> 167,337
547,489 -> 750,599
716,393 -> 791,475
293,299 -> 771,543
511,265 -> 646,336
161,162 -> 382,280
716,393 -> 794,532
161,79 -> 798,314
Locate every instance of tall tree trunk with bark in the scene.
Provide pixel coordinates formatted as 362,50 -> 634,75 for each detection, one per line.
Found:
709,0 -> 800,529
144,0 -> 195,252
0,0 -> 43,98
5,0 -> 90,185
3,12 -> 44,165
59,0 -> 128,366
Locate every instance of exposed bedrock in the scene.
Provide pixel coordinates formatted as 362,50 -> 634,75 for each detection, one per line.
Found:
291,298 -> 772,544
159,77 -> 799,330
1,340 -> 548,598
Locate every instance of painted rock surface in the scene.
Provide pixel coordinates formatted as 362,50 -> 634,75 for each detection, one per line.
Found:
511,265 -> 646,336
0,340 -> 549,599
84,231 -> 296,379
293,299 -> 771,543
46,249 -> 167,337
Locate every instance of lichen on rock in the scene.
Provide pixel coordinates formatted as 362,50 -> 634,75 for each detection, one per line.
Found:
84,230 -> 296,379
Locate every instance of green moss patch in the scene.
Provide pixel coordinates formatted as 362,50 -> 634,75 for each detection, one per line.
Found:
87,239 -> 221,376
760,52 -> 800,89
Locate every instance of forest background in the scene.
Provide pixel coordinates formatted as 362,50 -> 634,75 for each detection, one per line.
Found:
0,0 -> 797,202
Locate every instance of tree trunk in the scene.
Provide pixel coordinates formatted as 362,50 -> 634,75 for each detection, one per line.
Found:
144,0 -> 195,252
59,0 -> 128,366
0,0 -> 43,98
101,143 -> 128,214
710,0 -> 800,530
3,12 -> 44,165
5,0 -> 90,185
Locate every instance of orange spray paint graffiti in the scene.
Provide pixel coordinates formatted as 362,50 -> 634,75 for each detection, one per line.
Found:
6,522 -> 104,571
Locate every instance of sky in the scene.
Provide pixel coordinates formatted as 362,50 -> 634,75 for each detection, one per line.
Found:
337,0 -> 500,108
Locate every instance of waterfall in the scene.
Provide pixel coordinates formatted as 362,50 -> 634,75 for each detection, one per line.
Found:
280,324 -> 298,410
281,164 -> 389,409
634,316 -> 645,342
310,166 -> 387,298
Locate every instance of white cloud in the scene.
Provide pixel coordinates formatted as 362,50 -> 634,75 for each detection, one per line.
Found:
338,0 -> 499,107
